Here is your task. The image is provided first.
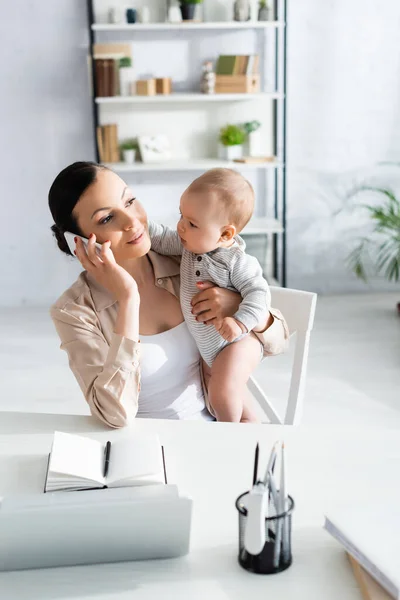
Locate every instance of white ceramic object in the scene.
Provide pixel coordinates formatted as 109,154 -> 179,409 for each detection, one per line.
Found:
139,6 -> 151,23
234,0 -> 251,21
119,67 -> 136,97
122,149 -> 136,163
167,2 -> 182,23
108,8 -> 123,23
248,130 -> 262,157
219,144 -> 243,161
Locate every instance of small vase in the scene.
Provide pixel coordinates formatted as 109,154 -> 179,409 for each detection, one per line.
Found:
138,6 -> 151,23
126,8 -> 137,23
180,4 -> 196,20
108,8 -> 123,23
234,0 -> 251,22
122,149 -> 136,163
258,5 -> 271,21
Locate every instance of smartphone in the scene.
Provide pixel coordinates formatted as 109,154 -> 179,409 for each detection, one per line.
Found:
64,232 -> 103,257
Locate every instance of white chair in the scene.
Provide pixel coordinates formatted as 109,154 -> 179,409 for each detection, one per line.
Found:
248,287 -> 317,425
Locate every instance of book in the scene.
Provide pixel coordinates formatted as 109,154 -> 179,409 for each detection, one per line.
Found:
216,55 -> 237,75
44,431 -> 166,493
347,553 -> 394,600
324,508 -> 400,599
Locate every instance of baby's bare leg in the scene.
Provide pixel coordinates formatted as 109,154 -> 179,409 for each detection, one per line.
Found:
208,334 -> 262,423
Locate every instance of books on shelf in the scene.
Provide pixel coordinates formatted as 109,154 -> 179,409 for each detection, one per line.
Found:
93,43 -> 132,97
215,54 -> 259,76
97,124 -> 119,163
44,431 -> 166,493
324,507 -> 400,599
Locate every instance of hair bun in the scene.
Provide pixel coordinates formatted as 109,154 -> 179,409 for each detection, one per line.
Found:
51,224 -> 72,256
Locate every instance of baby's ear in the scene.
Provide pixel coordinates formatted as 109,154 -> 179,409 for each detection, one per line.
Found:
220,225 -> 236,242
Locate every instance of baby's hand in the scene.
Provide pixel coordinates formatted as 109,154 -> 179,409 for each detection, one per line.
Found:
215,317 -> 246,342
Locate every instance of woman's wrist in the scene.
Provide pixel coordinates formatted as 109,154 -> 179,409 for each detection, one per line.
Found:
115,290 -> 140,341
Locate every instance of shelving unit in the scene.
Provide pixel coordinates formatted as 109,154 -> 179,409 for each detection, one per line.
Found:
103,159 -> 282,172
87,0 -> 287,285
96,92 -> 283,104
91,22 -> 285,31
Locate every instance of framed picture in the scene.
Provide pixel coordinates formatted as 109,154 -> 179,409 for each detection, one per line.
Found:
137,135 -> 172,163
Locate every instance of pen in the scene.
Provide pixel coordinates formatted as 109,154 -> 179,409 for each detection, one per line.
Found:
273,442 -> 286,568
252,443 -> 259,486
281,442 -> 290,562
263,441 -> 279,485
103,441 -> 111,479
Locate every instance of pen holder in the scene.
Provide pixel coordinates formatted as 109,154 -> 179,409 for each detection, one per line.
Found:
235,491 -> 294,575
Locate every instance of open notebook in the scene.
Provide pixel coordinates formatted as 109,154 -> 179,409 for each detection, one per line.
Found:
45,431 -> 166,492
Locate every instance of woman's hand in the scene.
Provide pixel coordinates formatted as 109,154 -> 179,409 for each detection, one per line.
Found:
74,234 -> 138,303
191,281 -> 241,327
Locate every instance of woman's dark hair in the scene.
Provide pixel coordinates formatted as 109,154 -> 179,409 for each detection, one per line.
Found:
48,161 -> 108,256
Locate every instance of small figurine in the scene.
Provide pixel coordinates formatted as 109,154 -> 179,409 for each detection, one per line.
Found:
234,0 -> 251,22
200,61 -> 216,94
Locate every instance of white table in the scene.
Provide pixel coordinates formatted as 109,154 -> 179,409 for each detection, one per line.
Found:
1,411 -> 399,600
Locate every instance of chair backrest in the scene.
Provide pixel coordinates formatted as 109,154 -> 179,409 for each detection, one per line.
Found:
270,286 -> 317,335
249,286 -> 317,425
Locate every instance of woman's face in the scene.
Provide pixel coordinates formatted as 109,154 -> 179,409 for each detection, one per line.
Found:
73,168 -> 151,263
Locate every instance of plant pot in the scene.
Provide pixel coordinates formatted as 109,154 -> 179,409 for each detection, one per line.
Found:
258,6 -> 271,21
247,130 -> 262,157
219,144 -> 243,161
180,3 -> 196,20
119,67 -> 136,97
122,149 -> 136,163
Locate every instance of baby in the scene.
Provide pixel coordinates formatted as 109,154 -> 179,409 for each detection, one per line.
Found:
148,168 -> 271,423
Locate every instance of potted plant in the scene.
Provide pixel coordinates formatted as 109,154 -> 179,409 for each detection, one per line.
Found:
179,0 -> 203,21
346,186 -> 400,312
119,57 -> 135,96
219,124 -> 246,161
243,120 -> 262,157
120,139 -> 139,163
258,0 -> 271,21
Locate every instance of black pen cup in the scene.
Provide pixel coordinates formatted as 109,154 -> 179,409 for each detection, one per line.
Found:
235,491 -> 294,575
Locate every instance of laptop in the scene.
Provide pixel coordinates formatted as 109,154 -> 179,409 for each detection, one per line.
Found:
0,486 -> 192,571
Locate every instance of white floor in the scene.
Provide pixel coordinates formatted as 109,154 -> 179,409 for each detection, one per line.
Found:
1,293 -> 399,427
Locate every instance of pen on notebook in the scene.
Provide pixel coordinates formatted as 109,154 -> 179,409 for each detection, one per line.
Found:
103,441 -> 111,478
252,443 -> 259,486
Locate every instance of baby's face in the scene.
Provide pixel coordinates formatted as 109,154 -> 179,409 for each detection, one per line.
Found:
177,190 -> 228,254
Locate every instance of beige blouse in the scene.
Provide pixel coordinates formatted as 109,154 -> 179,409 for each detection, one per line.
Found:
50,251 -> 289,428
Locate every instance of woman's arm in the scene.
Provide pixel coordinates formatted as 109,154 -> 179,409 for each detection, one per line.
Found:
52,234 -> 143,428
191,281 -> 289,356
50,298 -> 141,429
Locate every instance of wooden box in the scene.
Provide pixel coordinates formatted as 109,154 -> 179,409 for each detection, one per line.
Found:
136,79 -> 156,96
215,74 -> 260,94
156,77 -> 172,95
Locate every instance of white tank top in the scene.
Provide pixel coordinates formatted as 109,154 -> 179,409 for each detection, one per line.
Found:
137,321 -> 213,420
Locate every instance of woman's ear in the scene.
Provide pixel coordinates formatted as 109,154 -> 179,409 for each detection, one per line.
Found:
220,225 -> 236,242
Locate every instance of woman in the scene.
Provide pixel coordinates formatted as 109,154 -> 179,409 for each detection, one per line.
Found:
48,162 -> 288,427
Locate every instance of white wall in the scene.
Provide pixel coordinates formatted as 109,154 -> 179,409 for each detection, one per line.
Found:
0,0 -> 94,306
1,0 -> 399,307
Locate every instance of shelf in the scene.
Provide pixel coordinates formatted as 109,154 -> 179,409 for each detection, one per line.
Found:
159,216 -> 283,235
96,92 -> 283,104
92,21 -> 285,32
103,159 -> 282,172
